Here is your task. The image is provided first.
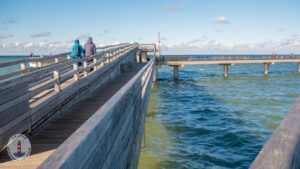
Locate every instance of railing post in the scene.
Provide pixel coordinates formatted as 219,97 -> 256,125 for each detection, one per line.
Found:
73,63 -> 79,81
83,61 -> 88,77
38,53 -> 43,67
105,52 -> 110,63
53,70 -> 60,92
67,55 -> 71,59
37,61 -> 42,67
21,62 -> 26,70
110,52 -> 113,62
93,58 -> 97,71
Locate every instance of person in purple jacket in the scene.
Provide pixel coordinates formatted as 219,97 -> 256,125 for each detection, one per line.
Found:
84,37 -> 96,57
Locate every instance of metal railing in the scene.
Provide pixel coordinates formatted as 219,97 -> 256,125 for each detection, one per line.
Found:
158,55 -> 300,62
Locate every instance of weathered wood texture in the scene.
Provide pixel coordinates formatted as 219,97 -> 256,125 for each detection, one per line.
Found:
0,62 -> 148,169
250,95 -> 300,169
37,60 -> 154,169
0,44 -> 138,149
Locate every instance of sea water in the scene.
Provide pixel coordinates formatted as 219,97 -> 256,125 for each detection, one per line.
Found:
0,56 -> 28,75
1,56 -> 299,169
138,61 -> 300,169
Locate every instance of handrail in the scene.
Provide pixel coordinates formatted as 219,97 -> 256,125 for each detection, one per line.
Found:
0,43 -> 131,79
0,43 -> 130,69
0,43 -> 139,150
250,95 -> 300,169
38,59 -> 154,169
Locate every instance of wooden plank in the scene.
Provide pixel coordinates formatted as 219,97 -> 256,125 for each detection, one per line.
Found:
0,94 -> 28,113
29,78 -> 59,97
0,82 -> 28,105
0,99 -> 29,127
0,111 -> 31,149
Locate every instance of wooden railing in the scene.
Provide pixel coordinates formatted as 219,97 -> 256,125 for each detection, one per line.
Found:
38,58 -> 154,169
250,95 -> 300,169
0,43 -> 138,149
0,43 -> 130,79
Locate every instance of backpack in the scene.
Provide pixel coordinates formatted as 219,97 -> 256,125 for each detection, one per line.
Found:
74,46 -> 81,57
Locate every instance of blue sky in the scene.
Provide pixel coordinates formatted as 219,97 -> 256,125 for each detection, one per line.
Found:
0,0 -> 300,55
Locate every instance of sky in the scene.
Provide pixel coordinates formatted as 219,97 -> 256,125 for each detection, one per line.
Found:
0,0 -> 300,55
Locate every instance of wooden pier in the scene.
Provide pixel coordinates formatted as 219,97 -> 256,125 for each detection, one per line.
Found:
0,43 -> 156,169
1,42 -> 300,169
156,55 -> 300,79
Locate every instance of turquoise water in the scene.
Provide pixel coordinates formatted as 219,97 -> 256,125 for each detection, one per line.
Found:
1,56 -> 299,168
139,62 -> 300,169
0,56 -> 28,75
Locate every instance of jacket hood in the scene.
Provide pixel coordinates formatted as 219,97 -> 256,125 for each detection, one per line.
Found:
86,39 -> 93,44
74,42 -> 80,46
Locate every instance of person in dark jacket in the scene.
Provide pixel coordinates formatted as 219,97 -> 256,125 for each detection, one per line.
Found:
84,37 -> 96,57
71,40 -> 85,66
71,40 -> 85,58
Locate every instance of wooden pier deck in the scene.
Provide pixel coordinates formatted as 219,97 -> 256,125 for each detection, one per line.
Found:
0,63 -> 147,169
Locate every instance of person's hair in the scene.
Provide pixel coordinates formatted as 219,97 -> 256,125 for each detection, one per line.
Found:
75,39 -> 79,43
88,37 -> 92,41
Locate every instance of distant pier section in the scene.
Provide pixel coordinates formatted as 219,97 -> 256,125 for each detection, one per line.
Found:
156,55 -> 300,79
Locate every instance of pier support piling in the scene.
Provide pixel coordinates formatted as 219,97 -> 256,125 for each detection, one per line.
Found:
298,63 -> 300,73
153,64 -> 158,82
174,65 -> 179,80
224,64 -> 228,77
219,64 -> 232,77
264,63 -> 269,75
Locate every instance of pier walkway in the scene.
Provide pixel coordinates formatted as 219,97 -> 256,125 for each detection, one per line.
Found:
0,63 -> 146,169
0,43 -> 155,169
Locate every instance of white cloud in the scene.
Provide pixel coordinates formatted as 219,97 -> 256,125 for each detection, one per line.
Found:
215,29 -> 223,33
112,41 -> 120,45
77,34 -> 90,41
15,42 -> 21,46
0,33 -> 14,40
278,27 -> 286,32
209,4 -> 219,9
65,39 -> 74,43
212,16 -> 229,24
160,34 -> 300,54
30,31 -> 50,38
24,42 -> 33,48
4,17 -> 20,24
166,3 -> 184,9
97,43 -> 105,47
0,41 -> 73,55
